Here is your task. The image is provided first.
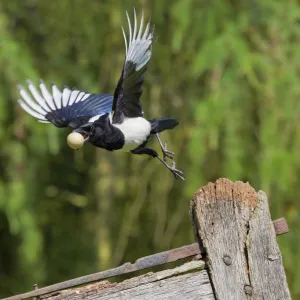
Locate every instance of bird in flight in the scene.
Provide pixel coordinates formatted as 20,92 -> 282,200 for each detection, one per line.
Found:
17,10 -> 184,180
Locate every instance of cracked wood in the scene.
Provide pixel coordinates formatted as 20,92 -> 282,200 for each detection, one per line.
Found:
191,178 -> 291,300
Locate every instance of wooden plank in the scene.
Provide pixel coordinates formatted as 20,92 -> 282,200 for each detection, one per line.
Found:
247,191 -> 291,299
41,261 -> 215,300
2,243 -> 201,300
190,178 -> 291,300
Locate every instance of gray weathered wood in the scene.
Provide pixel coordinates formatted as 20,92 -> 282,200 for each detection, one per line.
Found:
42,261 -> 214,300
247,191 -> 291,299
190,178 -> 291,300
2,243 -> 201,300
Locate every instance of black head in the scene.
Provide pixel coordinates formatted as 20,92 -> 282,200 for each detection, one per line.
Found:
74,120 -> 107,148
73,113 -> 125,150
74,123 -> 94,141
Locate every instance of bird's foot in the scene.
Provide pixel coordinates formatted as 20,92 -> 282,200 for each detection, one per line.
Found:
161,141 -> 175,161
169,161 -> 185,180
157,157 -> 185,180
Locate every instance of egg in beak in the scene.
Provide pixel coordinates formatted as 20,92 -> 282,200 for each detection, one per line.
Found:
67,123 -> 93,150
67,132 -> 86,149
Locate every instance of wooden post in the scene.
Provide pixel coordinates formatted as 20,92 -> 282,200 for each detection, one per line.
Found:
190,178 -> 291,300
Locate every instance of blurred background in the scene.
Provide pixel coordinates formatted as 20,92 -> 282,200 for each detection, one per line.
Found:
1,0 -> 300,298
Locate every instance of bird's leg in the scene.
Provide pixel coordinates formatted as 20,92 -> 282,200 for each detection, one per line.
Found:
131,146 -> 185,180
155,133 -> 175,161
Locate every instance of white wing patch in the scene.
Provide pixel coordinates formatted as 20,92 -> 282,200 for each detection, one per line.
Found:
76,91 -> 86,103
52,85 -> 62,109
18,99 -> 47,121
88,114 -> 102,122
122,9 -> 154,72
17,80 -> 90,122
39,81 -> 56,110
62,88 -> 71,107
69,90 -> 80,106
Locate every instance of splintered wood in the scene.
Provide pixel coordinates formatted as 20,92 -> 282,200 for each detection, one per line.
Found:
191,178 -> 291,300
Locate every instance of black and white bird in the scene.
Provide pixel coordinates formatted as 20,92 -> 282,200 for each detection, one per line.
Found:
17,10 -> 184,180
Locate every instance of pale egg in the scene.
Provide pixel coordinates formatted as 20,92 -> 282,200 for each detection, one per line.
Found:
67,132 -> 85,149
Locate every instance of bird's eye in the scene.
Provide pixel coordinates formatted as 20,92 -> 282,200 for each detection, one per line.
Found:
81,123 -> 94,133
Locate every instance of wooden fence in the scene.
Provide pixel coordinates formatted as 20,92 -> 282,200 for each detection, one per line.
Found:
1,178 -> 291,300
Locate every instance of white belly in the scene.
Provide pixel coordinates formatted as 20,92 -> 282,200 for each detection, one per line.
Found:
112,117 -> 151,152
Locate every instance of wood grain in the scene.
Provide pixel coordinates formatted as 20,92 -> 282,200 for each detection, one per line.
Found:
41,261 -> 214,300
247,191 -> 291,299
191,178 -> 291,300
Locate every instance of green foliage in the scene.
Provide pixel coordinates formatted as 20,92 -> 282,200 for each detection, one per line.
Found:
1,0 -> 300,297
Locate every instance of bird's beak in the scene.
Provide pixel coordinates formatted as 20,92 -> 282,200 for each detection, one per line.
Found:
74,123 -> 93,142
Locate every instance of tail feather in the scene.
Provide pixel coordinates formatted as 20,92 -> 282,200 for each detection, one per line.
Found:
149,117 -> 179,134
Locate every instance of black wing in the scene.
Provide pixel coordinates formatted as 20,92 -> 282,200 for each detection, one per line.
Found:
112,10 -> 154,124
17,80 -> 113,128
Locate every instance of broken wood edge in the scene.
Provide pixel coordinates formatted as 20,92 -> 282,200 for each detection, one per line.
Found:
190,178 -> 291,300
190,179 -> 288,236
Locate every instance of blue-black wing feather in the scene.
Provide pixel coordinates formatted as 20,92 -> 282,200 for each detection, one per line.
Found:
48,94 -> 113,128
17,80 -> 113,129
112,11 -> 154,124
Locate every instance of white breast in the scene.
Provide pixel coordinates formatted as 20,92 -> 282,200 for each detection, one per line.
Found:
112,117 -> 151,152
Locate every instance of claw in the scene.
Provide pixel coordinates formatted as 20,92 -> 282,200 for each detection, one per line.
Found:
171,170 -> 185,180
170,161 -> 185,180
156,156 -> 185,180
155,133 -> 184,179
163,149 -> 175,161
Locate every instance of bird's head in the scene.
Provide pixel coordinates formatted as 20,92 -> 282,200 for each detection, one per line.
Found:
67,123 -> 95,150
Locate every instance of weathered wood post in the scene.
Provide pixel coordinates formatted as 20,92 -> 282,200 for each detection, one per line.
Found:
190,178 -> 291,300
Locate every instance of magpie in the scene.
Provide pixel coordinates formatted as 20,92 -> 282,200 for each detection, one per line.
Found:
17,10 -> 184,180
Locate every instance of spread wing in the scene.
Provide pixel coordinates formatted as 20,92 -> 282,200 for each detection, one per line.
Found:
17,80 -> 113,129
112,10 -> 154,124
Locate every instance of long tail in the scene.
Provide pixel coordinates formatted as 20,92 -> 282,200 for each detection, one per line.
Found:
149,117 -> 179,134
